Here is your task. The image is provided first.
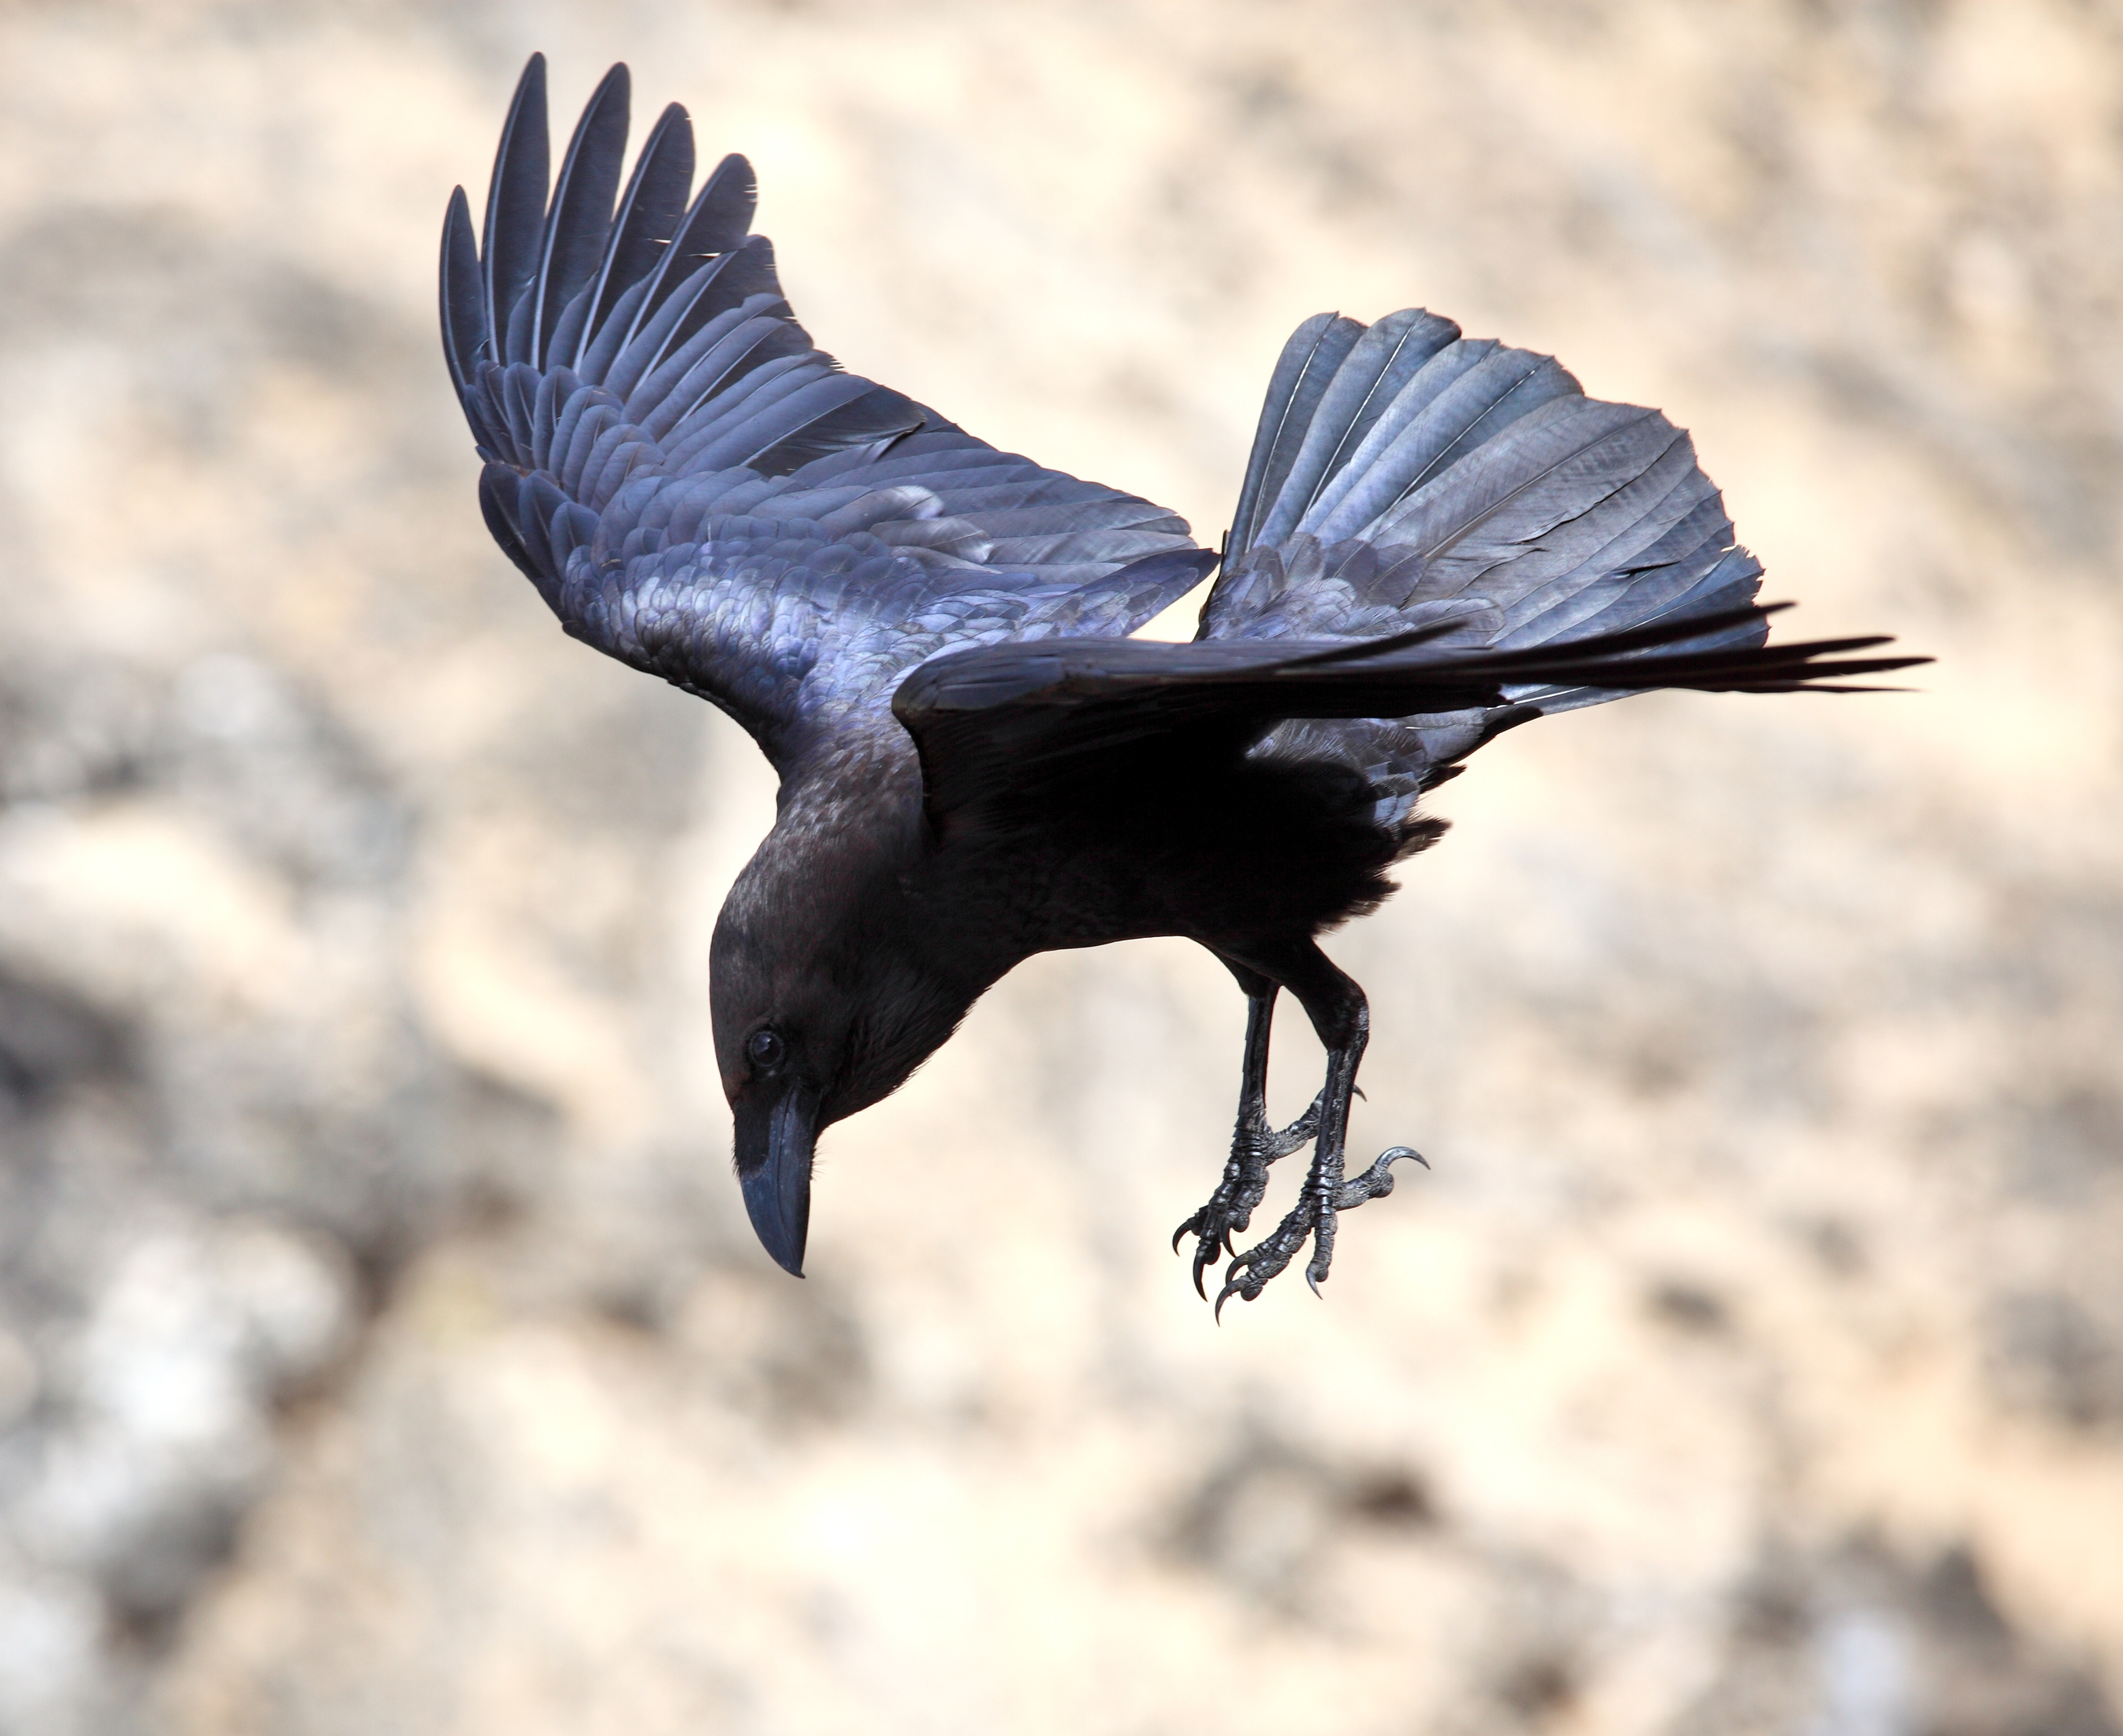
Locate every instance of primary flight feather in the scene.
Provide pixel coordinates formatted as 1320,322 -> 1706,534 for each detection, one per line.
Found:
442,58 -> 1922,1307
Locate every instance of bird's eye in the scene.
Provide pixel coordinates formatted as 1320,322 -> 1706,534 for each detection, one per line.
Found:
746,1027 -> 786,1073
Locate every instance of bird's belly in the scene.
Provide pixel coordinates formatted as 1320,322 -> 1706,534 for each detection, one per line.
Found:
965,755 -> 1409,954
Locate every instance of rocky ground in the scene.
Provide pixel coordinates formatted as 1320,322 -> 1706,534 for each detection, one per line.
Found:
0,2 -> 2118,1732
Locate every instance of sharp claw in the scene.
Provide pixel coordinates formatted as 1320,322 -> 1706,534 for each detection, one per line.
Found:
1187,1087 -> 1420,1304
1332,1145 -> 1430,1209
1214,1272 -> 1262,1321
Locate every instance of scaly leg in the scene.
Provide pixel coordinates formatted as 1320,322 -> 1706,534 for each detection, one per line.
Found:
1172,961 -> 1323,1298
1209,940 -> 1425,1315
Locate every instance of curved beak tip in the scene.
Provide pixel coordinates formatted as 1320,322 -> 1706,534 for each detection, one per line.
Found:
735,1087 -> 816,1278
741,1161 -> 808,1277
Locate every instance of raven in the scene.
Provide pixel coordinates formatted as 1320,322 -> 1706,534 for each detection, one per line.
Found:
440,59 -> 1921,1309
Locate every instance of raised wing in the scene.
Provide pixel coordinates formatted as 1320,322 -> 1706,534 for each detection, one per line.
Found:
894,606 -> 1925,833
441,58 -> 1207,771
1198,309 -> 1774,812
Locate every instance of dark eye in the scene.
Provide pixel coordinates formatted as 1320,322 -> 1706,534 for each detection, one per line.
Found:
746,1027 -> 786,1073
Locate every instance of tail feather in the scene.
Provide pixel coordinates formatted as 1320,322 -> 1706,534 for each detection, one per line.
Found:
1300,338 -> 1500,540
1227,314 -> 1366,558
1204,310 -> 1755,674
1252,309 -> 1461,551
1205,305 -> 1912,815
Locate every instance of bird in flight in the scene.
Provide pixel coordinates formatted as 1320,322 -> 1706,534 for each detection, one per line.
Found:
440,59 -> 1921,1312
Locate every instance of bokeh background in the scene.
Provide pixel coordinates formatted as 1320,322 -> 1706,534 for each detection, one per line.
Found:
0,2 -> 2117,1731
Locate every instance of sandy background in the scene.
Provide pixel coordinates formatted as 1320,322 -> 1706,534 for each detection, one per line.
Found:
0,2 -> 2118,1732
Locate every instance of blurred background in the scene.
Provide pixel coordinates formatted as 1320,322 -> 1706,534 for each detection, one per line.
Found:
0,1 -> 2117,1731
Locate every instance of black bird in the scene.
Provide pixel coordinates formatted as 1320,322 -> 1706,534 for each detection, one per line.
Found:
440,59 -> 1922,1309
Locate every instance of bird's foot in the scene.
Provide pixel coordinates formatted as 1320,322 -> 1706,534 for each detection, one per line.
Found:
1172,1095 -> 1323,1299
1213,1145 -> 1426,1318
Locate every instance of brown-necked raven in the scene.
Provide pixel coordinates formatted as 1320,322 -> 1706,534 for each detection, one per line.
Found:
440,59 -> 1921,1310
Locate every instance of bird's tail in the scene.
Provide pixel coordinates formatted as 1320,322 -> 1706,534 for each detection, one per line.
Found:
1192,307 -> 1909,818
1201,309 -> 1765,682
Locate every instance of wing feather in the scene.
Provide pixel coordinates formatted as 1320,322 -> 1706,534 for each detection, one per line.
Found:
575,102 -> 694,368
481,57 -> 550,370
607,244 -> 783,404
439,189 -> 485,392
442,60 -> 1202,772
894,608 -> 1925,829
620,152 -> 759,354
529,64 -> 629,367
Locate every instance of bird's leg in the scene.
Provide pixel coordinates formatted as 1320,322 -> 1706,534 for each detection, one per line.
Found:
1213,942 -> 1425,1314
1172,964 -> 1323,1298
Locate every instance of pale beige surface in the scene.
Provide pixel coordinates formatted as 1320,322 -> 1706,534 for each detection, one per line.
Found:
0,2 -> 2117,1733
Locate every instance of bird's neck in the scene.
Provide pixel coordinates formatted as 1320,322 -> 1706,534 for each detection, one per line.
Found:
762,721 -> 1023,997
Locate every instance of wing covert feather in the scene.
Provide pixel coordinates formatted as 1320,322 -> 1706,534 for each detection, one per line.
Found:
894,609 -> 1923,833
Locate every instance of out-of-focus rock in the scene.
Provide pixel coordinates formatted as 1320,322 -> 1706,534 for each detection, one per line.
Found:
0,2 -> 2116,1733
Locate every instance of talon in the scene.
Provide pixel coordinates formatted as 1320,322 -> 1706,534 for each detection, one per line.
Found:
1334,1145 -> 1427,1209
1213,1270 -> 1266,1320
1176,1093 -> 1319,1303
1181,983 -> 1421,1305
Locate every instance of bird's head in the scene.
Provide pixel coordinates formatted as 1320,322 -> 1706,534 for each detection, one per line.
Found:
708,825 -> 982,1276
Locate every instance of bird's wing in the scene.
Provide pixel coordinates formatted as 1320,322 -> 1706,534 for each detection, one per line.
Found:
894,606 -> 1924,832
442,59 -> 1209,772
1196,309 -> 1773,810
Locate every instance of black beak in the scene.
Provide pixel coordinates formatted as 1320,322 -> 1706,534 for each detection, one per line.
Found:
734,1083 -> 817,1276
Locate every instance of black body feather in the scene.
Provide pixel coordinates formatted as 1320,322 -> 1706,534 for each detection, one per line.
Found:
440,61 -> 1927,1296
